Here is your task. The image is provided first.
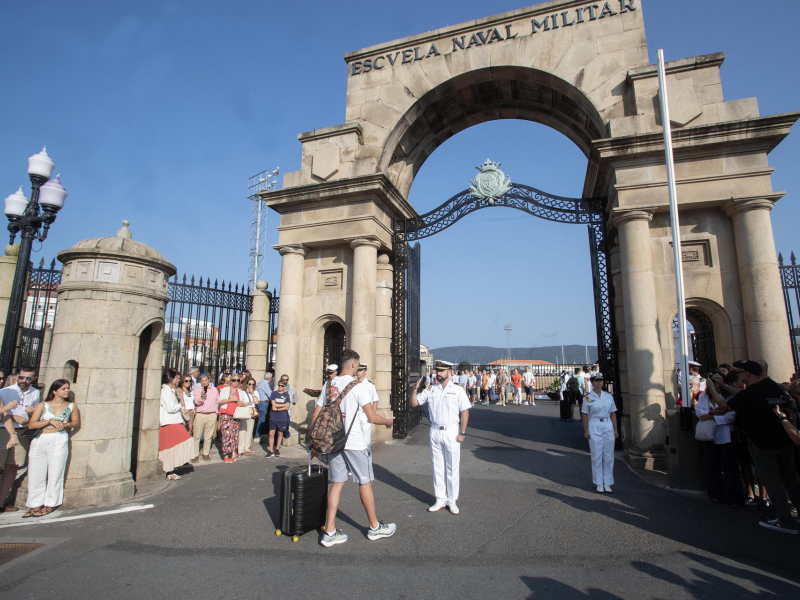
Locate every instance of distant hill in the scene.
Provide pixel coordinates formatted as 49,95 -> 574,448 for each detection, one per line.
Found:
430,345 -> 597,365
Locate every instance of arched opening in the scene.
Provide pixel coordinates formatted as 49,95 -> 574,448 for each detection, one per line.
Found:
322,322 -> 346,385
63,359 -> 79,384
131,324 -> 154,481
379,66 -> 607,197
672,311 -> 717,376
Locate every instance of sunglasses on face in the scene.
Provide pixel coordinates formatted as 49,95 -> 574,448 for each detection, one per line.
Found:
231,378 -> 241,382
17,376 -> 33,381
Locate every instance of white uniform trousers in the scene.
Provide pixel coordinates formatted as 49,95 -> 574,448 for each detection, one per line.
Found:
26,432 -> 69,508
430,427 -> 461,502
588,419 -> 615,486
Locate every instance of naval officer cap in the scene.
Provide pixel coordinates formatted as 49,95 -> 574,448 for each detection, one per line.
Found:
590,372 -> 605,381
326,364 -> 338,373
433,360 -> 454,371
358,363 -> 369,370
687,360 -> 701,368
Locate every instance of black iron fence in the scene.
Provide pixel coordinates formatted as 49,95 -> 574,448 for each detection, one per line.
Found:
268,287 -> 279,370
779,252 -> 800,373
12,258 -> 61,373
163,275 -> 252,383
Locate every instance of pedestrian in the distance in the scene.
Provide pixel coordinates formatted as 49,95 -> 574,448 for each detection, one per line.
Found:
581,373 -> 618,493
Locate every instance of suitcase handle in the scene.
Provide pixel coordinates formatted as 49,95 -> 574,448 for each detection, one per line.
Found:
308,448 -> 323,472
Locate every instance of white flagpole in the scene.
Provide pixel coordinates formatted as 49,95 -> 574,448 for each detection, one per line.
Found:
657,49 -> 690,409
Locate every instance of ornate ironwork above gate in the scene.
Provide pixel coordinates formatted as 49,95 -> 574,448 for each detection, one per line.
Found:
392,179 -> 619,438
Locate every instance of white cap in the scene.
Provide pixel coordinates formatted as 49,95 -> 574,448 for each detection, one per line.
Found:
358,363 -> 368,369
326,364 -> 338,372
688,360 -> 701,367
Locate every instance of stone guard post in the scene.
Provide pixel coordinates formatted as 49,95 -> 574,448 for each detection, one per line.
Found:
42,221 -> 176,508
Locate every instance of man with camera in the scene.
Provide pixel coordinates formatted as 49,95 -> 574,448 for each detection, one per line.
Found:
709,359 -> 800,534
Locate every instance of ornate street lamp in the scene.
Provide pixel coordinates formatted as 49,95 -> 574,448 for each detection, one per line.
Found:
1,147 -> 68,374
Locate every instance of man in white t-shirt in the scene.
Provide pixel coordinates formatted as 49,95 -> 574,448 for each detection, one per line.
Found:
356,362 -> 380,448
488,370 -> 497,403
410,360 -> 471,515
522,366 -> 536,406
311,350 -> 395,547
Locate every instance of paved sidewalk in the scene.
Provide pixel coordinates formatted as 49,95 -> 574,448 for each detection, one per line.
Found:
0,401 -> 797,599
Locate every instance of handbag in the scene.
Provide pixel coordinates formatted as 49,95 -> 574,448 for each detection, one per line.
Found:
695,417 -> 717,442
233,390 -> 253,420
20,426 -> 42,440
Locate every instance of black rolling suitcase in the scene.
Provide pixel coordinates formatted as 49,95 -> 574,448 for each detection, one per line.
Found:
559,392 -> 573,421
276,450 -> 328,542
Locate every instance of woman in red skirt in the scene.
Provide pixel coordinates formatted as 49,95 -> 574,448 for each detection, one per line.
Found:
159,369 -> 193,480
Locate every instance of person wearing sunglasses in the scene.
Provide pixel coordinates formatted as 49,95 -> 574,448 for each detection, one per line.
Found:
218,375 -> 246,463
0,366 -> 41,513
179,375 -> 195,433
265,380 -> 291,458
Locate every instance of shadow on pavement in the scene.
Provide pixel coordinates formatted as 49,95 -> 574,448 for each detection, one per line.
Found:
521,577 -> 623,599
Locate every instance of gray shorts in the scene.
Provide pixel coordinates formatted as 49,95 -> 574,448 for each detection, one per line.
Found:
328,448 -> 374,484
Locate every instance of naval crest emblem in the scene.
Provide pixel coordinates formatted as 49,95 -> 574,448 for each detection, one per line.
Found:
469,159 -> 512,204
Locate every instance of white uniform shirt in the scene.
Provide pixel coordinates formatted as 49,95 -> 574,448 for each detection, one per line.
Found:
0,384 -> 41,429
581,389 -> 617,420
315,375 -> 373,451
416,379 -> 470,427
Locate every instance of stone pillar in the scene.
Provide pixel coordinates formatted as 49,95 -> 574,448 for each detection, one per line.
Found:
613,210 -> 667,470
373,253 -> 393,445
349,237 -> 380,371
0,244 -> 22,344
724,199 -> 794,381
42,221 -> 176,508
274,245 -> 306,388
609,242 -> 630,443
245,280 -> 271,377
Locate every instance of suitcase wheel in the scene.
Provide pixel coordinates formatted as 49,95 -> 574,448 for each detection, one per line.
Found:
275,529 -> 281,536
292,535 -> 299,543
320,525 -> 326,531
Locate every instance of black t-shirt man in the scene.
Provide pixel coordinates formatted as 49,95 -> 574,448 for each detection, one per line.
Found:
727,378 -> 792,450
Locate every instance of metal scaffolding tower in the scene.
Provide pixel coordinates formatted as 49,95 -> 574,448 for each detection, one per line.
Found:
247,167 -> 280,289
504,323 -> 512,368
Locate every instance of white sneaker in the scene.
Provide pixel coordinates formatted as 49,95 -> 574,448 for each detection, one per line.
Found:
596,485 -> 605,493
448,501 -> 460,515
320,529 -> 348,547
522,402 -> 529,406
367,521 -> 397,541
603,484 -> 612,493
428,500 -> 447,512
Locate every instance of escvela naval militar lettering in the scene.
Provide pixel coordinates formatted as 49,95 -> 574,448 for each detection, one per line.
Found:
350,0 -> 636,76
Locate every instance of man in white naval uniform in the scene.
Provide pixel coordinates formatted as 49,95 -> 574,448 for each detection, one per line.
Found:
410,360 -> 471,515
317,364 -> 338,405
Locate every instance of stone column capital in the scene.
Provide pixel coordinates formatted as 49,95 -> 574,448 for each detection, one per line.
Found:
274,244 -> 307,257
609,208 -> 655,229
722,197 -> 778,218
347,236 -> 382,250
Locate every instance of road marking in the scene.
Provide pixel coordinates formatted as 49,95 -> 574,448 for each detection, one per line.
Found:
0,504 -> 154,530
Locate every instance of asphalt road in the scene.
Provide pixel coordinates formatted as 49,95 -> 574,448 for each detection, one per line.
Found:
0,401 -> 798,599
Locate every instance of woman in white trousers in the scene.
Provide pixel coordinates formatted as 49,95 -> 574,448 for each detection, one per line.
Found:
581,373 -> 619,493
23,379 -> 80,518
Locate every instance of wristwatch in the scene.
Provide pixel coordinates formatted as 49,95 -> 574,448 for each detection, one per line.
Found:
459,431 -> 467,436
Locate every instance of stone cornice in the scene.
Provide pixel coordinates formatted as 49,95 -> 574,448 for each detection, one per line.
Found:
722,196 -> 782,217
609,208 -> 656,229
56,248 -> 177,277
57,281 -> 170,303
584,112 -> 800,199
273,244 -> 307,257
276,214 -> 393,240
261,173 -> 418,221
613,168 -> 775,194
343,0 -> 594,61
626,52 -> 725,84
298,122 -> 363,143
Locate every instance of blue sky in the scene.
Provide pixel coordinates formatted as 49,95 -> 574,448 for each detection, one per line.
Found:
1,0 -> 798,349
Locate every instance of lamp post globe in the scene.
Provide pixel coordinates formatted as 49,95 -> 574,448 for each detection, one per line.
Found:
0,147 -> 67,375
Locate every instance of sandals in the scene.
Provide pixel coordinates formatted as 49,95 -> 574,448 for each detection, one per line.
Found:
166,473 -> 182,480
23,507 -> 44,518
41,506 -> 57,516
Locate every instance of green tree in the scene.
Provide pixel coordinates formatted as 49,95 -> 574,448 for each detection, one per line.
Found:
458,360 -> 471,372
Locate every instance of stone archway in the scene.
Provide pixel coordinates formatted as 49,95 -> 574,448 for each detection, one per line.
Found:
262,0 -> 797,468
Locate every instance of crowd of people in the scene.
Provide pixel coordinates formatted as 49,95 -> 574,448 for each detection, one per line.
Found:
680,359 -> 800,534
442,366 -> 541,407
157,366 -> 302,479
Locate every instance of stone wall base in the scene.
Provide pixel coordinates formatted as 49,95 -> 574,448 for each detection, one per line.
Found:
624,449 -> 668,472
60,473 -> 135,509
135,459 -> 164,482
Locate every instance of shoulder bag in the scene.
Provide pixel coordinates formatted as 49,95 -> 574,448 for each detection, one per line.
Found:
233,390 -> 253,419
694,415 -> 717,442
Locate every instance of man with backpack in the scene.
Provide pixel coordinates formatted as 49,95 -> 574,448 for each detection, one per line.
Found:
310,349 -> 395,547
566,367 -> 586,423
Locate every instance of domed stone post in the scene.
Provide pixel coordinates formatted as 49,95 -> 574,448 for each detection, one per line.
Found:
245,279 -> 271,380
43,221 -> 176,508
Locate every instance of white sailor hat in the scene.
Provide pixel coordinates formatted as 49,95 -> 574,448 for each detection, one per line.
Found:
688,360 -> 701,368
326,364 -> 338,372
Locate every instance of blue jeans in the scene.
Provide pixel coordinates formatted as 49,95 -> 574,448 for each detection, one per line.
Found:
256,402 -> 270,439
